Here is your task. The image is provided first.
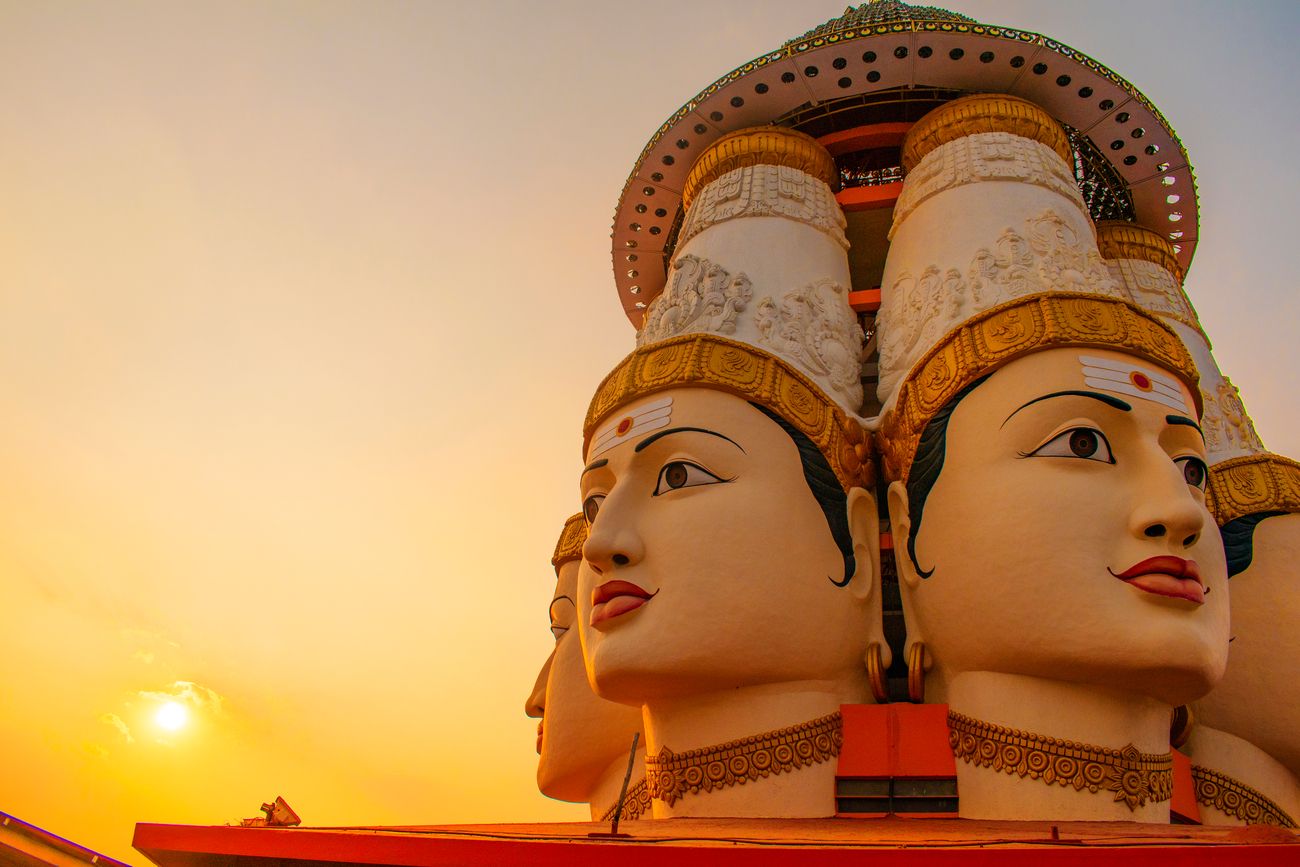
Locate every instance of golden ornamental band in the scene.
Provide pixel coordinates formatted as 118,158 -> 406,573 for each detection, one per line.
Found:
900,93 -> 1073,172
585,333 -> 874,493
1206,453 -> 1300,526
681,126 -> 838,211
878,292 -> 1201,484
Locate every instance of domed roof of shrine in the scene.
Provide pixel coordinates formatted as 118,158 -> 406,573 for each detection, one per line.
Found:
609,3 -> 1198,327
794,1 -> 976,40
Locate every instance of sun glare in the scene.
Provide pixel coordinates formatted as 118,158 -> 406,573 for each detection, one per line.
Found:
155,701 -> 188,731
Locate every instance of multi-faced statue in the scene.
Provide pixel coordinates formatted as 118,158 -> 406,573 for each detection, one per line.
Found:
1094,222 -> 1300,828
525,515 -> 648,821
875,96 -> 1230,822
574,127 -> 887,819
1182,456 -> 1300,828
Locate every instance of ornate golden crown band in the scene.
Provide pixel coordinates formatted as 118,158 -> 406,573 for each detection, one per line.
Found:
901,93 -> 1073,172
681,126 -> 838,211
1096,221 -> 1185,285
584,334 -> 873,493
947,711 -> 1172,812
551,513 -> 586,569
1206,453 -> 1300,527
878,292 -> 1200,484
647,711 -> 842,807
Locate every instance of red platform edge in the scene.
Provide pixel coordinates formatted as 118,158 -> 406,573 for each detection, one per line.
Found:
133,821 -> 1298,867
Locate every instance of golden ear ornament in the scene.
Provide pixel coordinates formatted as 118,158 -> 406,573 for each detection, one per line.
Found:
551,513 -> 588,569
901,93 -> 1073,173
906,641 -> 926,705
1205,453 -> 1300,527
584,333 -> 874,493
645,712 -> 843,807
877,292 -> 1201,484
947,711 -> 1173,812
866,642 -> 890,705
1191,765 -> 1298,829
681,126 -> 838,212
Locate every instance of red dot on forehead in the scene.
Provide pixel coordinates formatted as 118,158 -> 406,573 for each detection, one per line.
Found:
1130,371 -> 1152,391
616,417 -> 633,435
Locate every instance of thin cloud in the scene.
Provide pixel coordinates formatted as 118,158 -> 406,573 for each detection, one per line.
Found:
100,713 -> 134,743
137,680 -> 226,715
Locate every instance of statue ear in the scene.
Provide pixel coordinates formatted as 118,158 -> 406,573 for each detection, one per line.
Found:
887,480 -> 926,654
844,486 -> 879,603
886,481 -> 920,589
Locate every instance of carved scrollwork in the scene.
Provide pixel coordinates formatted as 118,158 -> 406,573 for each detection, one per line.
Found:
892,132 -> 1083,236
754,279 -> 864,408
637,255 -> 753,346
878,208 -> 1122,403
551,514 -> 587,568
679,163 -> 848,251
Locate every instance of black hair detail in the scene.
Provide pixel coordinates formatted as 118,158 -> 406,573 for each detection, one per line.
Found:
904,375 -> 991,579
750,402 -> 855,586
1220,511 -> 1285,578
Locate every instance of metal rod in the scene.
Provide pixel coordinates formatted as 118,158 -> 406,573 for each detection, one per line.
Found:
609,732 -> 640,835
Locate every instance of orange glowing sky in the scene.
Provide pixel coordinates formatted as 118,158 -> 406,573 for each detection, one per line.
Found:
1,1 -> 1297,863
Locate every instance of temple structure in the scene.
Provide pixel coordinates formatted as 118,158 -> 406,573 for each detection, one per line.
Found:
136,2 -> 1298,863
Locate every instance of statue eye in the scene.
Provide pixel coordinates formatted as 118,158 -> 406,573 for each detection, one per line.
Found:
1027,427 -> 1115,463
653,460 -> 727,496
1175,456 -> 1208,490
582,494 -> 604,524
550,625 -> 568,641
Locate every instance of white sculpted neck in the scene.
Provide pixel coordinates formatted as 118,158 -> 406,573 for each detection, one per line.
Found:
1183,725 -> 1300,829
946,671 -> 1172,822
642,676 -> 867,818
586,748 -> 647,822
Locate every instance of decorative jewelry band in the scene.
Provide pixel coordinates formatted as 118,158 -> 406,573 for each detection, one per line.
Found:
600,777 -> 652,822
1206,453 -> 1300,527
947,711 -> 1173,811
1191,765 -> 1298,829
551,513 -> 587,568
878,291 -> 1200,484
901,93 -> 1073,172
646,712 -> 843,807
584,333 -> 873,493
682,126 -> 837,211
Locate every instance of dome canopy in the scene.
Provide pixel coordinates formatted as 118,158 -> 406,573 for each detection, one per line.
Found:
610,3 -> 1197,327
793,1 -> 976,42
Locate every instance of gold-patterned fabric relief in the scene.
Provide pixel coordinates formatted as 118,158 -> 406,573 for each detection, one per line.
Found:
1206,453 -> 1300,526
584,334 -> 873,493
878,292 -> 1200,484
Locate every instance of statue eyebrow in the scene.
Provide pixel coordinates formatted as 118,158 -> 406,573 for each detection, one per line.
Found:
1001,390 -> 1132,428
580,458 -> 609,476
1166,414 -> 1204,438
634,426 -> 746,454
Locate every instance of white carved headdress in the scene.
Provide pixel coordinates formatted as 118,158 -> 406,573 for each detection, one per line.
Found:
634,126 -> 866,417
875,93 -> 1128,414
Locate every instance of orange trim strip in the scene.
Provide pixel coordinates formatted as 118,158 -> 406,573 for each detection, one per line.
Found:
836,183 -> 903,212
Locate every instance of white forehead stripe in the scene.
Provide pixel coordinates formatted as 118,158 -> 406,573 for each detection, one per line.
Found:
590,397 -> 674,458
1078,355 -> 1191,413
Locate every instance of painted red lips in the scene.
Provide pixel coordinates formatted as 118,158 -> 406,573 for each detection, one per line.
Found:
1110,556 -> 1204,604
591,580 -> 657,626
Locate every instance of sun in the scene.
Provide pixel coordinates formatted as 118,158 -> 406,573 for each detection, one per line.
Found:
155,701 -> 189,731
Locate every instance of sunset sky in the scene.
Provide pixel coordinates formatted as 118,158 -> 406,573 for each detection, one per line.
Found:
1,1 -> 1297,863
